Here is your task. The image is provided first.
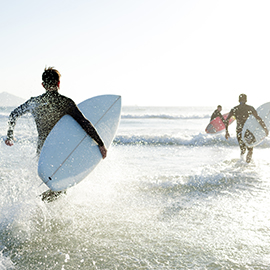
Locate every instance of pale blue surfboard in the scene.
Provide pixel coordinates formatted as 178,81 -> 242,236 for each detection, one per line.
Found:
242,102 -> 270,147
38,95 -> 121,191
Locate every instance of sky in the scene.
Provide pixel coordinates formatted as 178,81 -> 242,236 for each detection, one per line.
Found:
1,0 -> 270,107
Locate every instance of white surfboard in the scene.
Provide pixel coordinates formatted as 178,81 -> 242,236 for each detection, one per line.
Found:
38,95 -> 121,191
242,102 -> 270,147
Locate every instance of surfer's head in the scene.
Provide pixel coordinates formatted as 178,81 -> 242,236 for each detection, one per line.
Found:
42,67 -> 61,91
239,94 -> 247,104
217,105 -> 222,112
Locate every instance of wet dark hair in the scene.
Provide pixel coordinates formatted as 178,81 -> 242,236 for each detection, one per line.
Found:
239,94 -> 247,103
42,67 -> 61,89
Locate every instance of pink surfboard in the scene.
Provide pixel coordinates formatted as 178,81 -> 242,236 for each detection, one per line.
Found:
205,113 -> 235,134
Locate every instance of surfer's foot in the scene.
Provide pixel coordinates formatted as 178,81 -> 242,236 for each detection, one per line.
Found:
41,190 -> 67,203
246,149 -> 253,163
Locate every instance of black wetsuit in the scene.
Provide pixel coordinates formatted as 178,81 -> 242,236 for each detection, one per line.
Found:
7,91 -> 104,154
225,103 -> 266,155
210,109 -> 225,123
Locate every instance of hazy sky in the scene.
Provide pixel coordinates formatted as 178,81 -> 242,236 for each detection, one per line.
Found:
1,0 -> 270,107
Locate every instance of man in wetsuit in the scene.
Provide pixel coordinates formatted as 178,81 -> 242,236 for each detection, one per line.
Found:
210,105 -> 225,123
225,94 -> 268,163
5,67 -> 107,201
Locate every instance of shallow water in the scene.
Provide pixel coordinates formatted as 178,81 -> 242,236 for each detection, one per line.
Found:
1,106 -> 270,269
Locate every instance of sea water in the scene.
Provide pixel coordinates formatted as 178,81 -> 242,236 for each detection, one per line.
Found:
0,106 -> 270,269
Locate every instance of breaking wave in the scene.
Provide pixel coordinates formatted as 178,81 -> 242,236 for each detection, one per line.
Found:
113,134 -> 270,148
121,114 -> 210,120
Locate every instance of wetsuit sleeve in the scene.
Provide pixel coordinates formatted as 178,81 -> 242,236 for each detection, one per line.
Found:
7,99 -> 31,140
210,111 -> 216,121
67,101 -> 104,147
218,112 -> 225,123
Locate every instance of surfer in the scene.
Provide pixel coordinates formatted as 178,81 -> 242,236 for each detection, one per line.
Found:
210,105 -> 225,123
5,67 -> 107,201
225,94 -> 268,163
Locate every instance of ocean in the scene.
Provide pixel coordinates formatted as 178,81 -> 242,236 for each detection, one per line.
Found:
1,105 -> 270,269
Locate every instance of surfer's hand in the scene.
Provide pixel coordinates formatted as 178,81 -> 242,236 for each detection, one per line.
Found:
225,131 -> 230,140
5,139 -> 13,146
99,145 -> 107,159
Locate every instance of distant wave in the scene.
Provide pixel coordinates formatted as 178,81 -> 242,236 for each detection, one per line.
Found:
0,112 -> 9,118
0,106 -> 16,109
0,135 -> 37,144
121,114 -> 210,120
114,134 -> 236,147
0,133 -> 239,147
1,111 -> 210,120
2,131 -> 269,149
114,134 -> 270,148
0,112 -> 32,119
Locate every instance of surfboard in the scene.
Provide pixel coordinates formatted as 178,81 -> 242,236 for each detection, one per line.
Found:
205,113 -> 235,134
242,102 -> 270,148
38,95 -> 121,191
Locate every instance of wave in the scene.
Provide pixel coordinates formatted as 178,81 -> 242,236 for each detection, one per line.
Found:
140,158 -> 261,203
2,132 -> 269,149
0,133 -> 237,147
121,114 -> 210,120
114,134 -> 270,148
0,135 -> 37,145
0,113 -> 9,119
0,106 -> 15,111
113,134 -> 236,147
0,112 -> 210,120
1,111 -> 210,121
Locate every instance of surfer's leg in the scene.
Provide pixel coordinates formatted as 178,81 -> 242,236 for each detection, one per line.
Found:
246,147 -> 253,163
41,189 -> 66,202
237,132 -> 246,156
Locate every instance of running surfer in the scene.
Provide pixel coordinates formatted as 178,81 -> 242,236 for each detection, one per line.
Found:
5,67 -> 107,201
225,94 -> 268,163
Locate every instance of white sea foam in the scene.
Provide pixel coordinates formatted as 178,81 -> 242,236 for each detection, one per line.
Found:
1,106 -> 270,269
